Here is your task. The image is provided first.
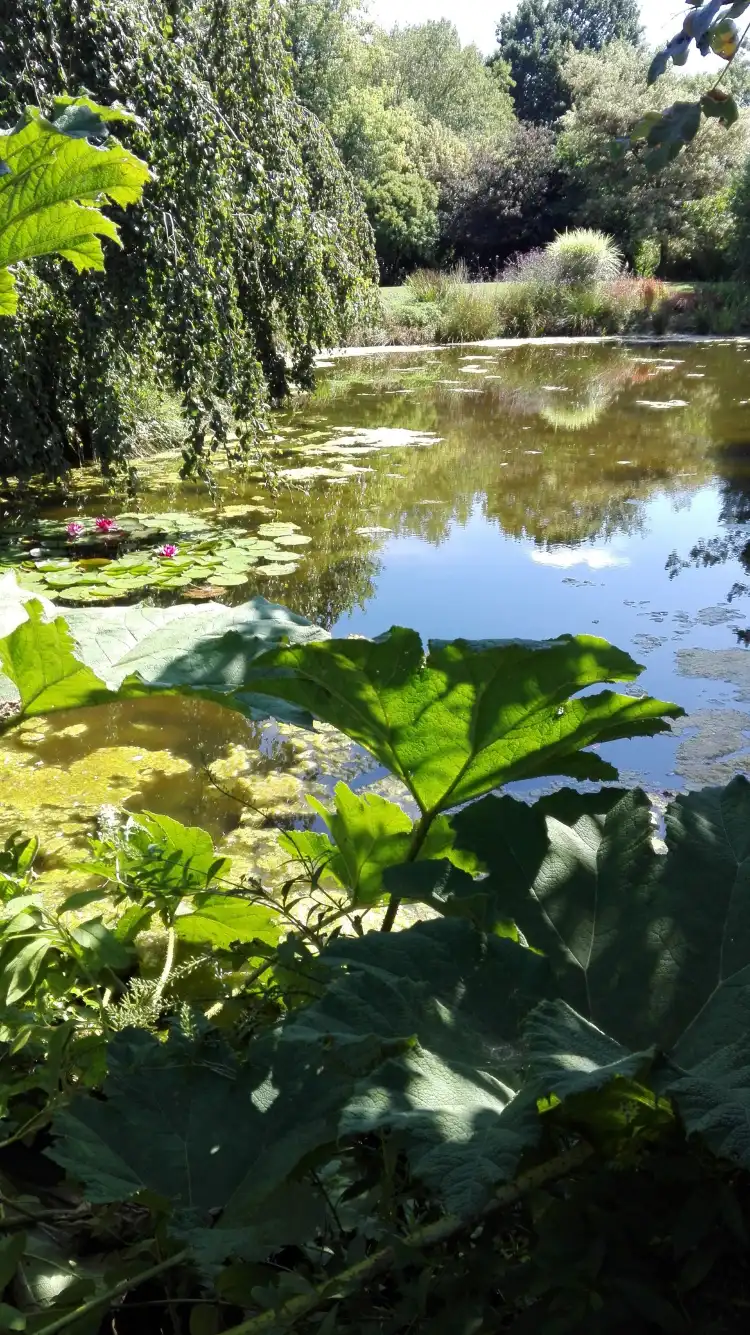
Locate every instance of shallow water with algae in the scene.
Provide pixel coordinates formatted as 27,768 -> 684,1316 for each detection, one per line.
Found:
4,338 -> 750,875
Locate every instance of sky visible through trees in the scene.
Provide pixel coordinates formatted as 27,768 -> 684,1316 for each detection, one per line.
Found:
368,0 -> 722,65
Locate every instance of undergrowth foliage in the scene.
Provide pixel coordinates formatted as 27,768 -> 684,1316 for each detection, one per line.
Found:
0,0 -> 376,478
1,597 -> 750,1331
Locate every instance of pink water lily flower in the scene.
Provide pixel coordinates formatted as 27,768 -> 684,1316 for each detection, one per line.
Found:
95,516 -> 118,533
66,521 -> 84,538
157,543 -> 178,559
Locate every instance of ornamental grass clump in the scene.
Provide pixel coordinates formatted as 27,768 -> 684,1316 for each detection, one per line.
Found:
542,228 -> 624,287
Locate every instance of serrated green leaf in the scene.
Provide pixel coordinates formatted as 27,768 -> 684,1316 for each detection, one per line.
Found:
285,919 -> 552,1216
0,602 -> 114,720
453,778 -> 750,1060
467,776 -> 750,1173
451,788 -> 656,1036
174,896 -> 280,950
118,811 -> 231,895
0,268 -> 16,315
244,630 -> 681,817
48,1023 -> 401,1244
0,99 -> 149,311
308,784 -> 414,905
278,828 -> 339,878
110,595 -> 327,691
525,999 -> 656,1104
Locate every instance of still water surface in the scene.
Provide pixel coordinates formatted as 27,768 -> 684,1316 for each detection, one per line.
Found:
287,340 -> 750,791
4,339 -> 750,866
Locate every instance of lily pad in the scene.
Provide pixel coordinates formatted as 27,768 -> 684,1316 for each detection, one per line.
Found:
212,571 -> 250,587
254,563 -> 299,577
257,522 -> 300,538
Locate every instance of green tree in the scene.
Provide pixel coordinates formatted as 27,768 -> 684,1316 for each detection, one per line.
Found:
0,0 -> 375,478
493,0 -> 642,124
370,20 -> 515,144
331,86 -> 442,278
282,0 -> 368,123
557,41 -> 748,274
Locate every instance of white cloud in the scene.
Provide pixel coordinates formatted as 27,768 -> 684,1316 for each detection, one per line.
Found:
531,548 -> 630,569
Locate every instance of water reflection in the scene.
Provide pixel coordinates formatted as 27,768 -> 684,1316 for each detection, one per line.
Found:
667,436 -> 750,601
6,338 -> 750,801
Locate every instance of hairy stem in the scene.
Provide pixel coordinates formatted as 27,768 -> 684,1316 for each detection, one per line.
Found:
381,808 -> 434,932
221,1143 -> 595,1334
153,925 -> 176,1005
35,1249 -> 190,1335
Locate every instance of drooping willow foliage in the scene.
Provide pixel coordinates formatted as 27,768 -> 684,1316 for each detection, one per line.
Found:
0,0 -> 376,476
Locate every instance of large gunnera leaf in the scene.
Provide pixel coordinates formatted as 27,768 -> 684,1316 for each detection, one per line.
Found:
282,919 -> 552,1217
451,787 -> 658,1043
244,629 -> 682,814
49,1024 -> 404,1264
0,598 -> 325,730
0,601 -> 115,718
489,777 -> 750,1170
0,98 -> 150,314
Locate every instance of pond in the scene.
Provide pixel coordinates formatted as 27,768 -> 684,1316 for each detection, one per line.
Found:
3,338 -> 750,878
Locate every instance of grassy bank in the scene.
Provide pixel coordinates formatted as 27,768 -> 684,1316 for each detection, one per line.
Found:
352,276 -> 750,345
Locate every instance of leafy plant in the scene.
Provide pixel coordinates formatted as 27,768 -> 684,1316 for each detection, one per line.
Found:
12,602 -> 750,1334
618,0 -> 746,173
633,235 -> 661,277
434,281 -> 498,341
0,97 -> 149,316
5,770 -> 750,1332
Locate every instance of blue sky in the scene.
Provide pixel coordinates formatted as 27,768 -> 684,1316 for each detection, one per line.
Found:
367,1 -> 715,64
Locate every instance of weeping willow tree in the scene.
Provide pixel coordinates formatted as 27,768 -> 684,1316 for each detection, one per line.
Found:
0,0 -> 376,476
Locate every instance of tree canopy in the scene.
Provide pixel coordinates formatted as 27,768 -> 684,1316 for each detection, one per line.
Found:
0,0 -> 376,477
557,41 -> 749,273
493,0 -> 643,124
284,9 -> 517,277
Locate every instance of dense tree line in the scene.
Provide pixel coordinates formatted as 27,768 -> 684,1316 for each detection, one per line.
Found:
283,0 -> 750,280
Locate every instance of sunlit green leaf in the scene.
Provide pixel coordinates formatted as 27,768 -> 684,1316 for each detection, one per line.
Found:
308,784 -> 414,905
0,601 -> 114,722
175,896 -> 280,950
245,629 -> 682,816
0,100 -> 149,313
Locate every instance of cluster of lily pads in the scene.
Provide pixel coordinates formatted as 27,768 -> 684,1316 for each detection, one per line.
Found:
0,511 -> 310,604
